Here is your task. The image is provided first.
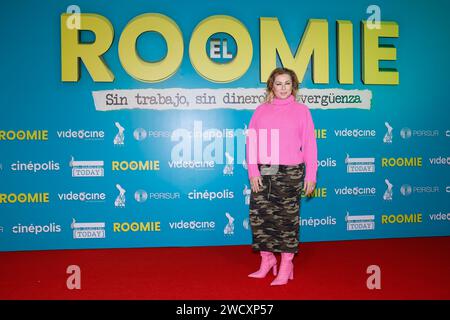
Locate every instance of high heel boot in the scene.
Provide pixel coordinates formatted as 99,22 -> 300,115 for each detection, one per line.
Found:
248,251 -> 278,278
270,252 -> 294,286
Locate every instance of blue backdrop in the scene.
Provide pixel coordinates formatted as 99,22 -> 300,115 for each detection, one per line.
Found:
0,0 -> 449,251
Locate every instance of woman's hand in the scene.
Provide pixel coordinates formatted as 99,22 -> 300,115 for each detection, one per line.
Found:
303,181 -> 316,196
250,176 -> 263,193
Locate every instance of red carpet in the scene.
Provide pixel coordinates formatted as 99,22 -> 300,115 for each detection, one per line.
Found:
1,236 -> 449,300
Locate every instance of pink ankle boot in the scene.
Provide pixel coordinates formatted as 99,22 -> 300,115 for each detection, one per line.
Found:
248,251 -> 278,278
270,252 -> 294,286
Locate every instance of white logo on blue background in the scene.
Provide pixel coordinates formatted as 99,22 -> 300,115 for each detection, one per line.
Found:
70,156 -> 104,177
383,179 -> 393,201
133,128 -> 147,141
345,211 -> 375,231
224,212 -> 235,235
345,154 -> 375,173
114,184 -> 126,208
114,122 -> 125,146
400,127 -> 412,139
134,189 -> 148,203
223,152 -> 234,176
71,218 -> 105,239
243,185 -> 251,205
207,32 -> 237,63
400,184 -> 412,196
383,121 -> 393,143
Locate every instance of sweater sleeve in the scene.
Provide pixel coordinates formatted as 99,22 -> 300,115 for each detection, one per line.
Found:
246,108 -> 261,178
302,107 -> 318,183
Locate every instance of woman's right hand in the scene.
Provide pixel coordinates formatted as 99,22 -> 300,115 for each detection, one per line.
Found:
250,176 -> 263,193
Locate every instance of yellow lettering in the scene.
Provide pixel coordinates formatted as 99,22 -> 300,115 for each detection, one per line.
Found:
337,20 -> 354,84
118,13 -> 183,82
261,18 -> 329,83
362,21 -> 399,84
61,13 -> 114,82
189,15 -> 252,82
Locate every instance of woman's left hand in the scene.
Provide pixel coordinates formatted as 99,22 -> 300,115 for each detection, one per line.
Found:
303,181 -> 316,196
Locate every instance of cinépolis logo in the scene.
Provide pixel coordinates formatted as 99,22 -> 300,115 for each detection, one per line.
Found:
10,160 -> 60,172
188,189 -> 234,201
0,130 -> 48,141
318,157 -> 337,167
12,223 -> 61,235
345,153 -> 375,173
0,193 -> 49,204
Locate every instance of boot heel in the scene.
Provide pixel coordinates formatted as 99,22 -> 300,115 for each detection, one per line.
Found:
272,264 -> 278,276
290,267 -> 294,280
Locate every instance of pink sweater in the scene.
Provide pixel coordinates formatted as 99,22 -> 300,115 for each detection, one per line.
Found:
246,94 -> 318,182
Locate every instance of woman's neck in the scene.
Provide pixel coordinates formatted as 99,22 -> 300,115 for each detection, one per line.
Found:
272,95 -> 295,105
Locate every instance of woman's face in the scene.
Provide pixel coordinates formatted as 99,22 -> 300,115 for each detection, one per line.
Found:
272,74 -> 293,99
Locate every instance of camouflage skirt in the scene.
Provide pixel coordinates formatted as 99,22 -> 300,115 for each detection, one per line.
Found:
249,163 -> 305,253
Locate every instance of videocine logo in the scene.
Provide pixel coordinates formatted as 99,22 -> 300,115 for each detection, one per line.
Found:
56,129 -> 105,140
57,191 -> 106,202
345,154 -> 375,173
345,211 -> 375,231
71,218 -> 105,239
70,156 -> 104,177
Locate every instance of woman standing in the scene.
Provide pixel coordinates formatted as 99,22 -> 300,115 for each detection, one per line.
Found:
246,67 -> 318,286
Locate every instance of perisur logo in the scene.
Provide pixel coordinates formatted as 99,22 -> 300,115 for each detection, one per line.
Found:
345,153 -> 375,173
70,156 -> 104,177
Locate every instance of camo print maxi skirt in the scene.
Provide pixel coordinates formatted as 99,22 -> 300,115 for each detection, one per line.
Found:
249,163 -> 305,253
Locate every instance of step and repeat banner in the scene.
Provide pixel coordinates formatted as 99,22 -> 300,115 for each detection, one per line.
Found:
0,0 -> 449,251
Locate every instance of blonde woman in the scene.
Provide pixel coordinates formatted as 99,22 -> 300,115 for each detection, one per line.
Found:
246,67 -> 317,286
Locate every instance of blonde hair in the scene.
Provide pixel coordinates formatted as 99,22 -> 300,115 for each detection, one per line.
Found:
265,67 -> 300,103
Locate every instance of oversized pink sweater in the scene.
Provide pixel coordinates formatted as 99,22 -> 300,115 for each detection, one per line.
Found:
246,94 -> 318,182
